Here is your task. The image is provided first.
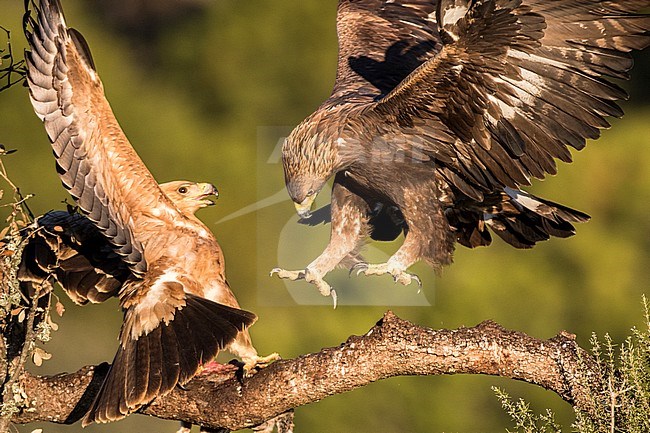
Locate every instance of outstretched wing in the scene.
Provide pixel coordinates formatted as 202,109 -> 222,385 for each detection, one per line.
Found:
18,210 -> 131,305
368,0 -> 650,199
330,0 -> 442,105
24,0 -> 183,275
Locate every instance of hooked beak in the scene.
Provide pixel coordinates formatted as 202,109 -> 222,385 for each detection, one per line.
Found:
198,183 -> 219,206
294,195 -> 315,219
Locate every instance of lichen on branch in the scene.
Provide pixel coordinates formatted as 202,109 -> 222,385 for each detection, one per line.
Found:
10,311 -> 604,431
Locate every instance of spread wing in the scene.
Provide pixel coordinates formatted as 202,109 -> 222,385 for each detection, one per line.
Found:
365,0 -> 650,199
18,210 -> 131,305
330,0 -> 442,105
24,0 -> 184,275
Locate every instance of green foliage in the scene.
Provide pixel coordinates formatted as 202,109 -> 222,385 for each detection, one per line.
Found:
497,298 -> 650,433
573,297 -> 650,433
494,388 -> 562,433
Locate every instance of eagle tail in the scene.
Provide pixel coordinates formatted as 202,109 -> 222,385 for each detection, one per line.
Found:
451,188 -> 590,249
82,295 -> 256,426
486,188 -> 590,249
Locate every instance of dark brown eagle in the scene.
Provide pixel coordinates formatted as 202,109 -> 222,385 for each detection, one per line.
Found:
272,0 -> 650,303
23,0 -> 277,425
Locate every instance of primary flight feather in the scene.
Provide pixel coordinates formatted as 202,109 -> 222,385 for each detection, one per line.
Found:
23,0 -> 276,425
272,0 -> 650,302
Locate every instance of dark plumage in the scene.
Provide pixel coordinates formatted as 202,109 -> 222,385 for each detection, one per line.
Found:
272,0 -> 650,302
18,210 -> 130,305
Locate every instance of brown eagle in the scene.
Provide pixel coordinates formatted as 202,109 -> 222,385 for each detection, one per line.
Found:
272,0 -> 650,303
23,0 -> 276,425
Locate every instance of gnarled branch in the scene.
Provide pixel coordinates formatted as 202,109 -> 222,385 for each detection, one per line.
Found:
11,311 -> 601,431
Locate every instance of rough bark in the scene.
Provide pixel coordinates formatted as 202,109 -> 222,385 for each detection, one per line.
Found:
10,311 -> 602,431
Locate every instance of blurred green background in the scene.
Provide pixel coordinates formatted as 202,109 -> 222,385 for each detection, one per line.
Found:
1,0 -> 649,431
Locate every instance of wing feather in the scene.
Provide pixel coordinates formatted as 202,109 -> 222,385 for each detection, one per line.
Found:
331,0 -> 442,105
83,288 -> 256,425
24,0 -> 184,275
365,0 -> 650,192
17,210 -> 131,305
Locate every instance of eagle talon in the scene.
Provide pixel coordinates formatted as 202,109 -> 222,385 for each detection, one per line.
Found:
354,262 -> 421,287
304,270 -> 337,308
350,262 -> 368,276
242,352 -> 281,376
270,268 -> 305,281
272,268 -> 337,307
392,271 -> 420,287
330,289 -> 338,309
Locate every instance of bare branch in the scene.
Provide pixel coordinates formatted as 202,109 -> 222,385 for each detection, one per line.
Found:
0,26 -> 27,93
11,312 -> 602,431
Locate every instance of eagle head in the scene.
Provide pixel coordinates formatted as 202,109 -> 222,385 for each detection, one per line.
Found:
285,176 -> 325,219
160,181 -> 219,215
282,118 -> 342,219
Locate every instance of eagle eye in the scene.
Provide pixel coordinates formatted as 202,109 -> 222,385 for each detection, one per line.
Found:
307,189 -> 315,196
178,186 -> 188,194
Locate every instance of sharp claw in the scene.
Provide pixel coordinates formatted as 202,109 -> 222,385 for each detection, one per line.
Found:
274,267 -> 337,301
353,262 -> 423,287
270,268 -> 306,281
349,262 -> 366,277
331,289 -> 338,309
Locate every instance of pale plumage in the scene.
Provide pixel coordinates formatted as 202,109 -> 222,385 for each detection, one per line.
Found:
23,0 -> 276,425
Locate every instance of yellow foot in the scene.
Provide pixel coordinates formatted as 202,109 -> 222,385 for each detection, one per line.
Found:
270,268 -> 304,281
242,352 -> 281,375
271,267 -> 338,307
352,262 -> 422,287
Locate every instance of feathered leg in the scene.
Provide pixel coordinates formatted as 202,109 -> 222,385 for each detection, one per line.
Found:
354,181 -> 455,285
271,178 -> 370,305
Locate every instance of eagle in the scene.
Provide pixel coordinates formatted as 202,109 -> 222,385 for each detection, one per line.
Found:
272,0 -> 650,304
23,0 -> 277,425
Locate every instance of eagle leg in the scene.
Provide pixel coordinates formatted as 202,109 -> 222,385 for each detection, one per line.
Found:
242,352 -> 282,375
270,267 -> 338,307
225,328 -> 281,376
352,262 -> 422,288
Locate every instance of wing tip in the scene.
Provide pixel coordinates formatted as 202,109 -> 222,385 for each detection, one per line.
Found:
82,295 -> 256,426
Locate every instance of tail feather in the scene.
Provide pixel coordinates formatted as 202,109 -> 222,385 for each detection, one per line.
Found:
451,188 -> 590,249
82,294 -> 256,426
503,187 -> 590,223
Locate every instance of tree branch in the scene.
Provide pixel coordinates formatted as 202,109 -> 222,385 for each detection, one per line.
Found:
11,311 -> 602,430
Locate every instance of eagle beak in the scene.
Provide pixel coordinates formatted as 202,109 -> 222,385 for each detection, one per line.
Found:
294,195 -> 315,219
199,183 -> 219,206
